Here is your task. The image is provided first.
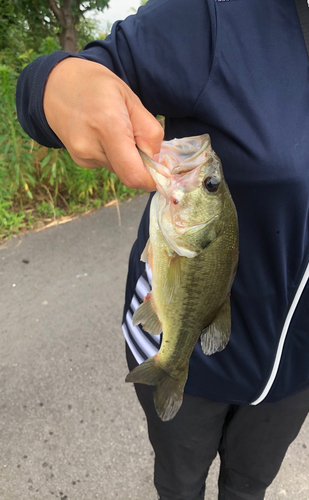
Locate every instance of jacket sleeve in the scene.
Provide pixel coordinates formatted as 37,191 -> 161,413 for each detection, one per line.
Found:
16,0 -> 213,148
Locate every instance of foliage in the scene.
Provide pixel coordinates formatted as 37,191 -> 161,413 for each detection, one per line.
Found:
0,64 -> 37,200
0,0 -> 16,51
0,83 -> 141,239
12,0 -> 110,52
0,1 -> 144,241
0,54 -> 142,241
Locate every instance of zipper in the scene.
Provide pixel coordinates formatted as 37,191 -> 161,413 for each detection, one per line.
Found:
251,260 -> 309,405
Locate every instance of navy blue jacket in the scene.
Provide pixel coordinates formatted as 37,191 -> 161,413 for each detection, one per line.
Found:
16,0 -> 309,405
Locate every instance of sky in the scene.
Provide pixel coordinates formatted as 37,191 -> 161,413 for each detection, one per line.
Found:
88,0 -> 142,32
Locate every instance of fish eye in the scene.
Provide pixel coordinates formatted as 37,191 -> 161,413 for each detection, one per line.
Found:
203,176 -> 220,193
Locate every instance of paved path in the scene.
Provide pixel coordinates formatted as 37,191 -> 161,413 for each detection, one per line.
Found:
0,194 -> 308,500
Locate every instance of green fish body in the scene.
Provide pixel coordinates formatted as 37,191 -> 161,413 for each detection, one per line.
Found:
126,134 -> 238,421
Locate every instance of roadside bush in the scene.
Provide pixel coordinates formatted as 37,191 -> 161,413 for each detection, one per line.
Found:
0,8 -> 148,242
0,61 -> 141,241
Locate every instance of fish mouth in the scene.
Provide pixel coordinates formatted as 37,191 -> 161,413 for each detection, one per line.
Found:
171,138 -> 210,175
138,149 -> 170,177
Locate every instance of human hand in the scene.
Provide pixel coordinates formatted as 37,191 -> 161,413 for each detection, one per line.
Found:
43,57 -> 164,191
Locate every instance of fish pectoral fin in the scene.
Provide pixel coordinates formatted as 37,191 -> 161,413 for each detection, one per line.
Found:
163,251 -> 181,304
132,292 -> 162,336
200,297 -> 231,355
126,356 -> 187,421
141,238 -> 151,264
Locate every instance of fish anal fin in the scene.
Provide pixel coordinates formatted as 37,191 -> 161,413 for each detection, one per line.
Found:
125,356 -> 163,385
132,292 -> 162,336
200,296 -> 231,355
125,356 -> 187,421
163,251 -> 181,304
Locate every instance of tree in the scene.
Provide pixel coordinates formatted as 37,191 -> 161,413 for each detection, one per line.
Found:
13,0 -> 110,53
0,0 -> 15,51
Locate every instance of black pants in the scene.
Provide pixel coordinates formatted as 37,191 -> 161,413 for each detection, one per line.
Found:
126,344 -> 309,500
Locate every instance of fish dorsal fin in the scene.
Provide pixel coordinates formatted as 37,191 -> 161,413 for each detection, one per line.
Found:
163,251 -> 181,304
132,292 -> 162,336
200,297 -> 231,355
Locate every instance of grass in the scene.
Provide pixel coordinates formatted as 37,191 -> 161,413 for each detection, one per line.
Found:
0,165 -> 143,243
0,62 -> 159,243
0,19 -> 149,243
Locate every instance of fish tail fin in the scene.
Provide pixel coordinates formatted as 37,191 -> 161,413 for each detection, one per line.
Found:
125,356 -> 187,421
153,373 -> 186,422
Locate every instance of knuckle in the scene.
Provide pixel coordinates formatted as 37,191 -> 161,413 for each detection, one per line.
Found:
122,177 -> 136,189
70,156 -> 88,169
150,122 -> 165,142
69,140 -> 92,161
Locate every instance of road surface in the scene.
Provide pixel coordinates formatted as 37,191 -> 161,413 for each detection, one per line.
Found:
0,194 -> 308,499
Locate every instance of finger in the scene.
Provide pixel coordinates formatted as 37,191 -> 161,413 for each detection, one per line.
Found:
127,95 -> 164,159
68,144 -> 116,172
69,152 -> 116,172
69,124 -> 155,190
106,135 -> 157,191
102,106 -> 158,191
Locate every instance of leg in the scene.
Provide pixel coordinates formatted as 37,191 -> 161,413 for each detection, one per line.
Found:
218,389 -> 309,500
126,344 -> 229,500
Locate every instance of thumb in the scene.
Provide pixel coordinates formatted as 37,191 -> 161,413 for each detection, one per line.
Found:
128,97 -> 164,159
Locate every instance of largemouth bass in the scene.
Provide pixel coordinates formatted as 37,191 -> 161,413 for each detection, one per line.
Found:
126,134 -> 238,421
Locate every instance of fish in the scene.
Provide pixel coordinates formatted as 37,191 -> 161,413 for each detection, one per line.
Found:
125,134 -> 238,421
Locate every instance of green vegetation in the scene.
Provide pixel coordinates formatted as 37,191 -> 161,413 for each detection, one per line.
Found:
0,64 -> 141,241
0,2 -> 144,242
11,0 -> 110,53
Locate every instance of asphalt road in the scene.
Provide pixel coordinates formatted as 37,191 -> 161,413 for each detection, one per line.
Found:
0,194 -> 308,500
